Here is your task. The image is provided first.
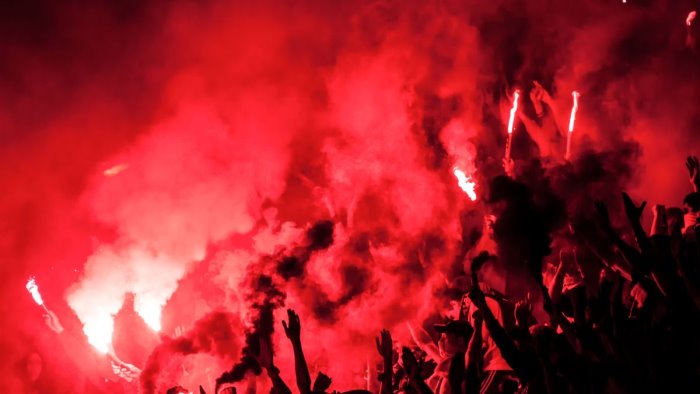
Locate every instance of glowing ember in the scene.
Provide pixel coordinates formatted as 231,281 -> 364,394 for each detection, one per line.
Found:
25,277 -> 45,307
504,90 -> 520,160
566,91 -> 581,160
453,167 -> 477,201
103,163 -> 129,176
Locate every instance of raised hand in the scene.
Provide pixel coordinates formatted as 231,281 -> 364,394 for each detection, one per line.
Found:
621,192 -> 646,225
400,347 -> 421,379
529,83 -> 544,115
560,248 -> 580,275
43,310 -> 64,334
532,81 -> 553,105
282,309 -> 302,342
686,156 -> 699,191
514,293 -> 533,328
312,372 -> 332,393
111,360 -> 141,383
375,329 -> 393,359
530,82 -> 544,102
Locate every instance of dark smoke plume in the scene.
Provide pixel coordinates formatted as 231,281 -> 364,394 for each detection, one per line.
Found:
140,311 -> 243,394
215,274 -> 283,388
487,175 -> 566,286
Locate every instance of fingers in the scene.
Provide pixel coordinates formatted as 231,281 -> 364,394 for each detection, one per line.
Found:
622,192 -> 644,213
621,191 -> 631,204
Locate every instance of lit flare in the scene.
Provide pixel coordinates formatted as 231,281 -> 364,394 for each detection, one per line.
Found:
25,277 -> 47,310
507,90 -> 520,135
504,90 -> 520,161
453,167 -> 477,201
565,91 -> 581,160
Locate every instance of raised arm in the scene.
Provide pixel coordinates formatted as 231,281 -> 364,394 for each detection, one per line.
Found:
548,252 -> 568,306
312,372 -> 332,394
447,351 -> 466,394
465,311 -> 483,394
283,309 -> 312,394
686,155 -> 700,192
252,336 -> 292,394
468,265 -> 526,380
376,329 -> 393,394
541,284 -> 582,355
401,347 -> 435,394
594,200 -> 650,276
621,192 -> 654,258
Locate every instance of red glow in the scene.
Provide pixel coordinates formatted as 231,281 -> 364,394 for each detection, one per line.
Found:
3,2 -> 700,392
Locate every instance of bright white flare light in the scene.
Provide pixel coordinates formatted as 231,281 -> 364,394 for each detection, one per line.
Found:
134,296 -> 163,332
507,90 -> 521,135
83,313 -> 114,354
25,277 -> 44,306
453,167 -> 477,201
566,91 -> 581,160
568,91 -> 581,133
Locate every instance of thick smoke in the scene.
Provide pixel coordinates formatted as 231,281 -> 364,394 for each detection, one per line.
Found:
144,220 -> 334,391
214,274 -> 281,389
487,175 -> 566,288
140,311 -> 243,393
2,0 -> 700,390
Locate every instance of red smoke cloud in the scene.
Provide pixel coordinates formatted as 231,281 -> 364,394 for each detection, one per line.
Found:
2,0 -> 700,391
